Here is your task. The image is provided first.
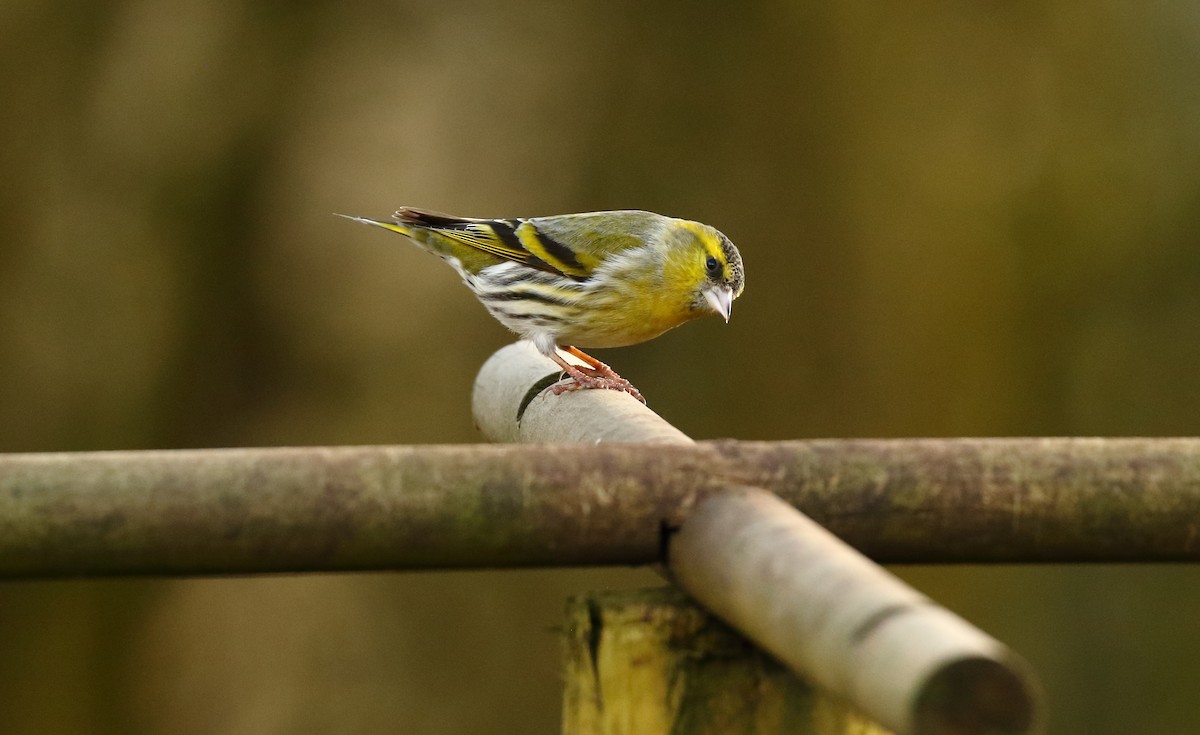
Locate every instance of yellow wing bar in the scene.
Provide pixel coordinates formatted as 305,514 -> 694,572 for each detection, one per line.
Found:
394,208 -> 596,279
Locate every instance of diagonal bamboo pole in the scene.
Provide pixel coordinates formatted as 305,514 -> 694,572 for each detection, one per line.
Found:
473,342 -> 1039,735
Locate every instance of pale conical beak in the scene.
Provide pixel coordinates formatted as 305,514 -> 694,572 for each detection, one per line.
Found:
703,286 -> 734,322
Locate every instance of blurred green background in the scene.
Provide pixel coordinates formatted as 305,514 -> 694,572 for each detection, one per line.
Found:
3,1 -> 1200,733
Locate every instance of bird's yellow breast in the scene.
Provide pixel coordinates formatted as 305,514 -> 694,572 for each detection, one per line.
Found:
555,257 -> 704,348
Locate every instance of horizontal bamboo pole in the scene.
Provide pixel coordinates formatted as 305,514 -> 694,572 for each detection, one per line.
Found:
4,438 -> 1200,576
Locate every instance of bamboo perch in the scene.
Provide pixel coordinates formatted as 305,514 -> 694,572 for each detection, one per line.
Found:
4,439 -> 1200,575
474,342 -> 1038,735
472,341 -> 692,444
671,487 -> 1035,735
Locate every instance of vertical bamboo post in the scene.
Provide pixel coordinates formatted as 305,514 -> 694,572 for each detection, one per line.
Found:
563,587 -> 891,735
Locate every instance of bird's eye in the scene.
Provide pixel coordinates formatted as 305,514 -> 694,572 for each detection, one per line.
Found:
705,255 -> 721,276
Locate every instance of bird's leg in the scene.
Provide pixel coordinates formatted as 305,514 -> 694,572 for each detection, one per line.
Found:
563,346 -> 619,378
549,346 -> 647,404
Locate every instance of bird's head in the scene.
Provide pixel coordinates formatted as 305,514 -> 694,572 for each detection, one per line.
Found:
662,220 -> 745,323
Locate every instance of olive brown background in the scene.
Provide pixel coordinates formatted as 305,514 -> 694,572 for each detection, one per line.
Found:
3,2 -> 1200,733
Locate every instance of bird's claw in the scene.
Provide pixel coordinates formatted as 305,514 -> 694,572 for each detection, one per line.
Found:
552,373 -> 647,404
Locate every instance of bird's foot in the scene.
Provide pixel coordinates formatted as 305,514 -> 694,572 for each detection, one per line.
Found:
549,347 -> 647,404
551,370 -> 646,404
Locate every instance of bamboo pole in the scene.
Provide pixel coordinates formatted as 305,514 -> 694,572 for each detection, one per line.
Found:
472,341 -> 692,444
4,439 -> 1200,575
474,343 -> 1038,735
670,487 -> 1035,735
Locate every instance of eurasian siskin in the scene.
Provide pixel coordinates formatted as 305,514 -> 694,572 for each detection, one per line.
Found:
341,207 -> 744,402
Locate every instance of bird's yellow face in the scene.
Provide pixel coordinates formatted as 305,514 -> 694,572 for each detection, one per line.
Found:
661,221 -> 745,323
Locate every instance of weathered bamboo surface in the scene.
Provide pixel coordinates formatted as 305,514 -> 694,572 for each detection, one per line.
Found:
479,342 -> 1041,735
0,343 -> 1058,733
670,487 -> 1036,735
3,437 -> 1200,576
473,340 -> 693,444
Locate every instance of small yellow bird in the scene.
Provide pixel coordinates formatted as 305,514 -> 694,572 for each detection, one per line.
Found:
341,207 -> 744,403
